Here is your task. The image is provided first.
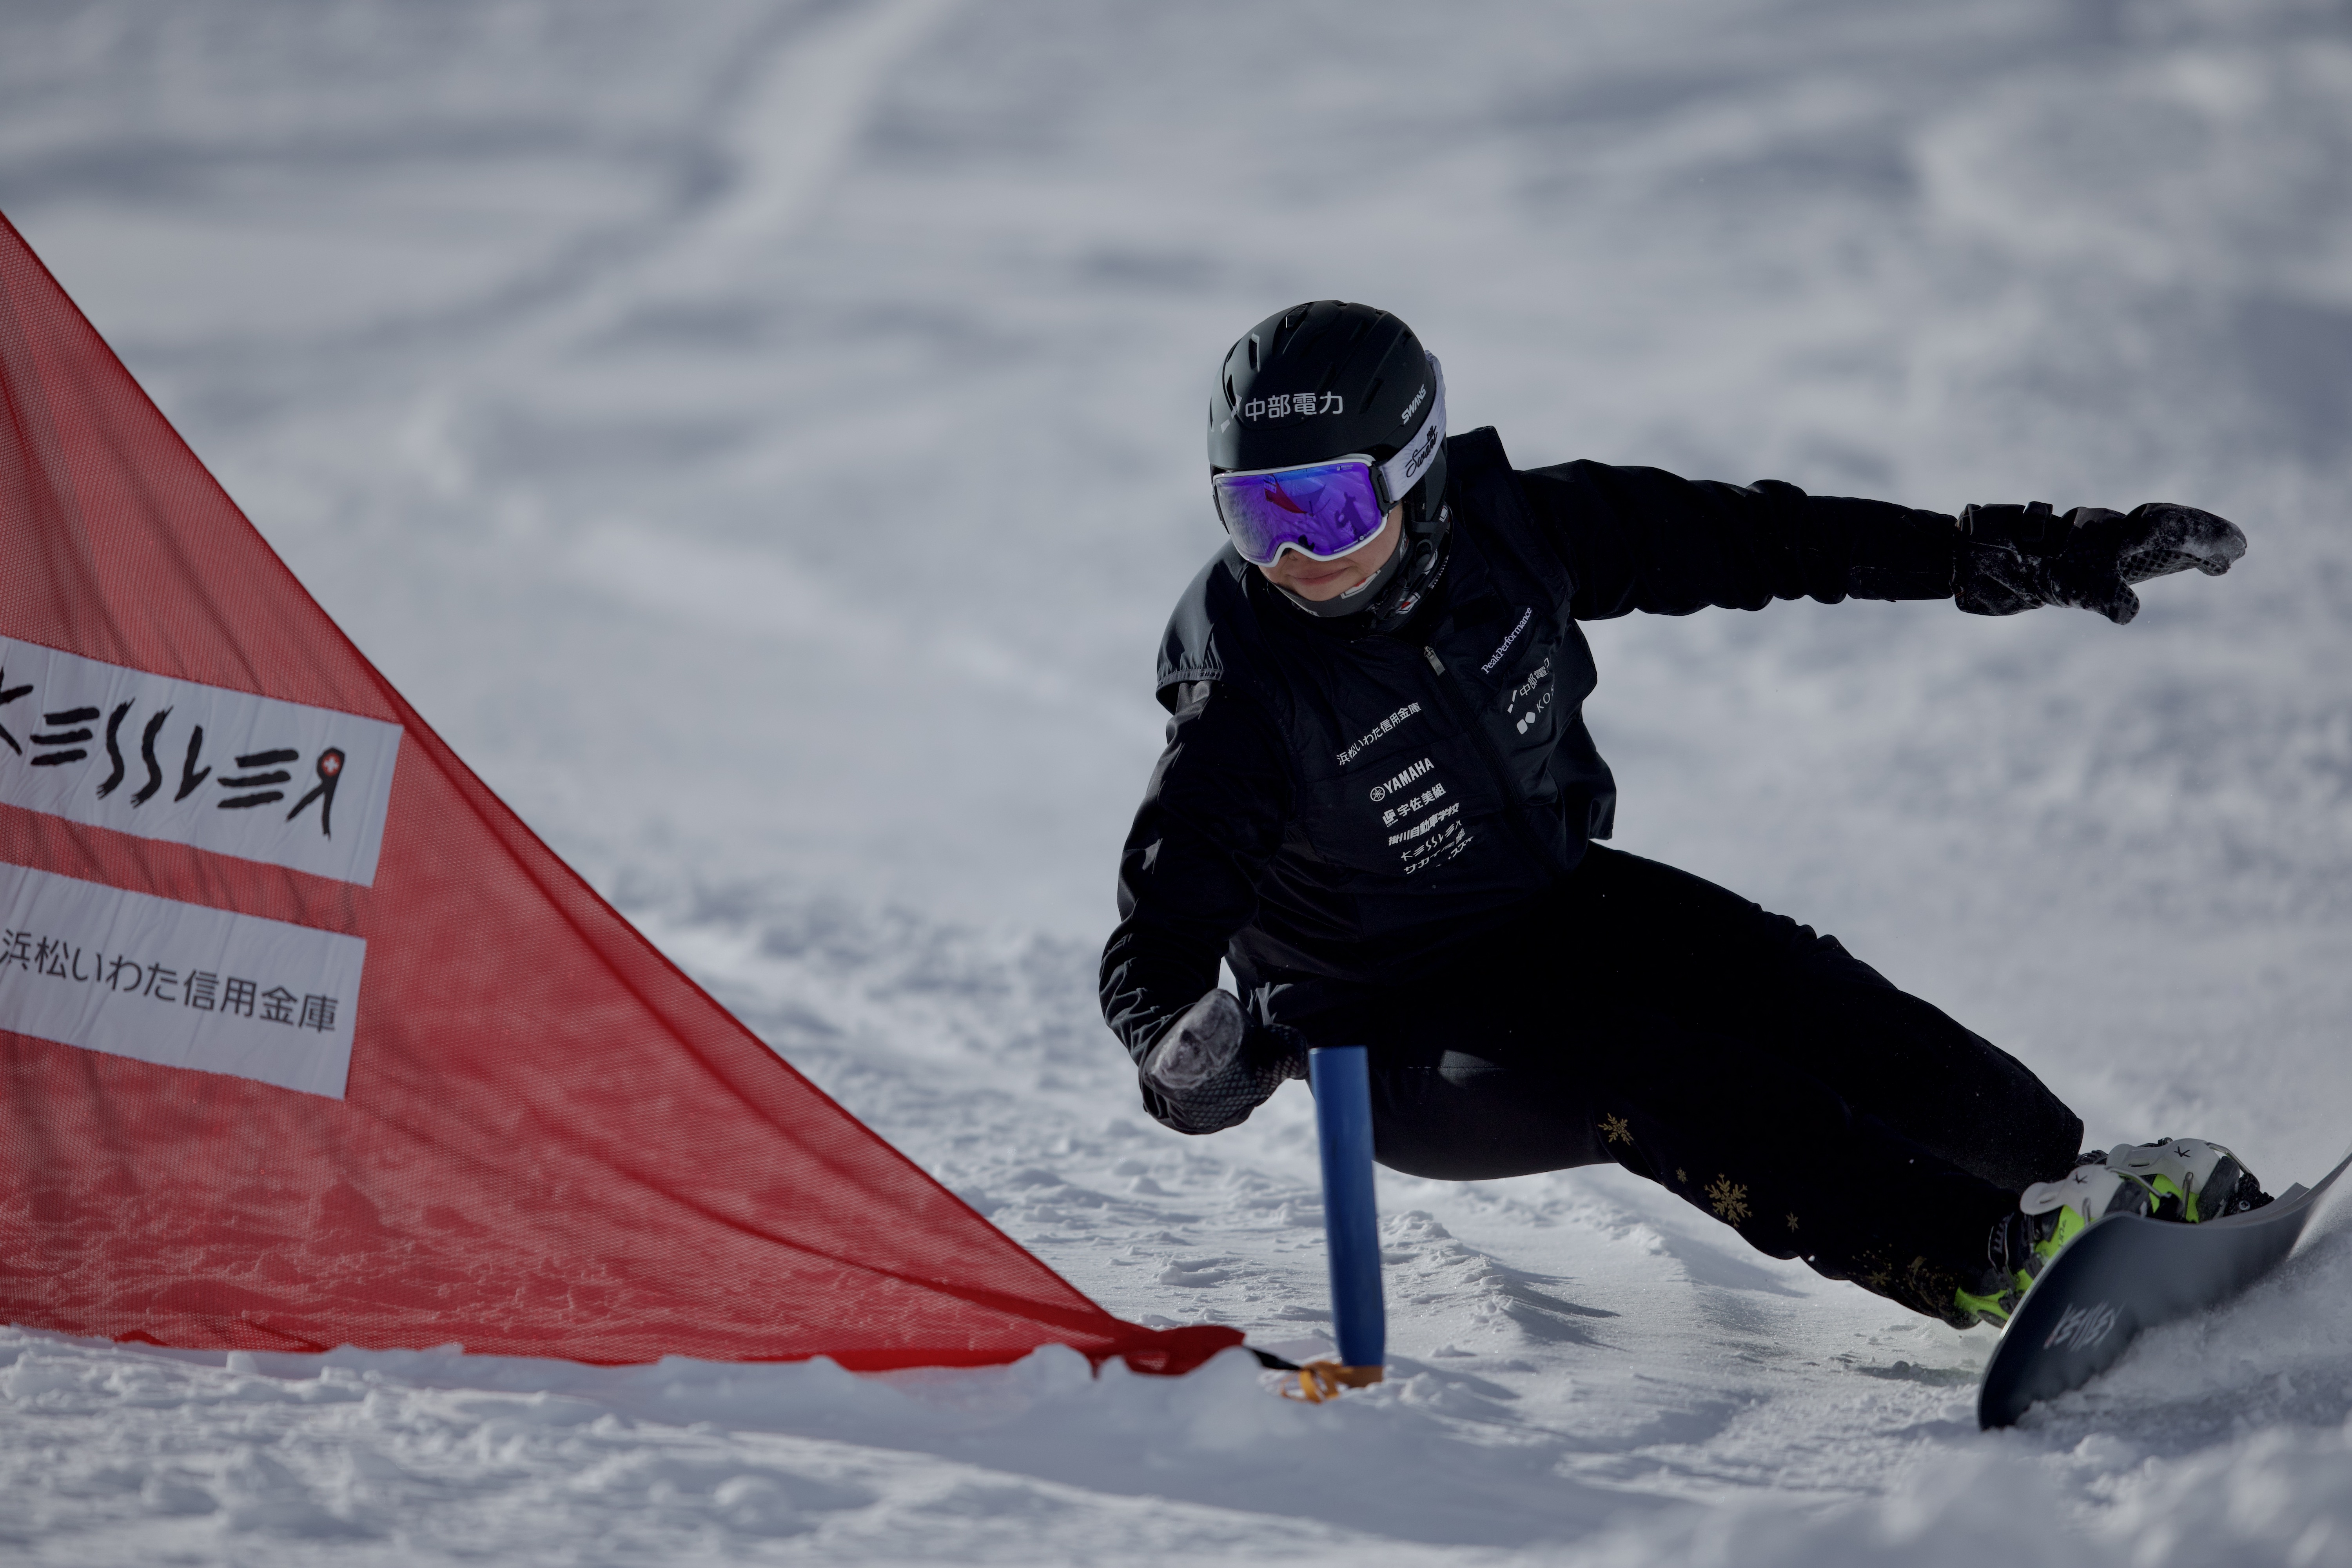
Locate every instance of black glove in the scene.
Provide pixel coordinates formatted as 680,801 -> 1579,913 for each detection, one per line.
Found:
1137,990 -> 1307,1135
1956,501 -> 2246,625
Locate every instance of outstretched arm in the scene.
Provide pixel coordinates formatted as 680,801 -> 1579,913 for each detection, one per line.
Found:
1518,462 -> 2245,623
1521,461 -> 1958,619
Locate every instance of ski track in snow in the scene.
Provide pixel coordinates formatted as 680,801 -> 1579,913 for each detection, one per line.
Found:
5,0 -> 2352,1562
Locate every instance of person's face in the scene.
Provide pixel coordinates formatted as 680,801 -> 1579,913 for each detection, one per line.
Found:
1255,505 -> 1403,601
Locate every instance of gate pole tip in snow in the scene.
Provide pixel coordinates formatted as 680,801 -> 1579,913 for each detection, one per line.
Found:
1305,1045 -> 1386,1396
1285,1360 -> 1386,1402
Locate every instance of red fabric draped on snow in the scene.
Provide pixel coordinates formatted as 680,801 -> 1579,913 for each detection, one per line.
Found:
0,213 -> 1236,1376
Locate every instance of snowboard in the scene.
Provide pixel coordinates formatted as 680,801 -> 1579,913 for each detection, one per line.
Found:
1977,1145 -> 2352,1428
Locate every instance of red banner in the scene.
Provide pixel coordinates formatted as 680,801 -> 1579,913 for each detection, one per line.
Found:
0,212 -> 1235,1376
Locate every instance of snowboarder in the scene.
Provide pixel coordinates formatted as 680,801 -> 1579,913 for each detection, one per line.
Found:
1099,299 -> 2266,1329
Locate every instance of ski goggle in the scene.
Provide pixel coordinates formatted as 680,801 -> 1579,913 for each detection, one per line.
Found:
1212,358 -> 1445,568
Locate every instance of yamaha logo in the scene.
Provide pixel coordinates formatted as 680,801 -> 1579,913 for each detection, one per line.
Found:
1368,757 -> 1434,802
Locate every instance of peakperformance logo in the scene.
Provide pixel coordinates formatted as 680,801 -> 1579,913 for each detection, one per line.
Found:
1481,609 -> 1534,675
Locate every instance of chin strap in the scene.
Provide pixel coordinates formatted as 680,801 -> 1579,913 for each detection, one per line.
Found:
1364,504 -> 1451,633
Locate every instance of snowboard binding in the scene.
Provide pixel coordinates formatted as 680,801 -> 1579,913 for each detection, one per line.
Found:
1957,1138 -> 2272,1328
2099,1137 -> 2272,1223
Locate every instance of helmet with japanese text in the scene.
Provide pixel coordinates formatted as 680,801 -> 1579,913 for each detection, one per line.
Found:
1208,301 -> 1450,623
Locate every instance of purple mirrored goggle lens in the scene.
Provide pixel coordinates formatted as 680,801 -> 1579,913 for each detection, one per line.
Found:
1212,458 -> 1388,567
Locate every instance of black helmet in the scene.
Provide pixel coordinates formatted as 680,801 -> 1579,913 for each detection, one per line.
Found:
1208,301 -> 1450,624
1209,301 -> 1447,514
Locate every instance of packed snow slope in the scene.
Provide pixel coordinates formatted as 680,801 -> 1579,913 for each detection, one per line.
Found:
5,0 -> 2352,1562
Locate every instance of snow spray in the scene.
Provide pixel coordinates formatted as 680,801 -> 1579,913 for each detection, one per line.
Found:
1309,1046 -> 1386,1372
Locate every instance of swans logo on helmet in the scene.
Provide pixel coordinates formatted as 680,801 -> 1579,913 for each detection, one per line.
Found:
1393,411 -> 1441,493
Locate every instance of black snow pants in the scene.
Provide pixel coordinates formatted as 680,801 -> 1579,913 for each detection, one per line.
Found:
1253,846 -> 2086,1325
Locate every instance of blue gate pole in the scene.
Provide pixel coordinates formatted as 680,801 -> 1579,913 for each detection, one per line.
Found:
1308,1045 -> 1385,1370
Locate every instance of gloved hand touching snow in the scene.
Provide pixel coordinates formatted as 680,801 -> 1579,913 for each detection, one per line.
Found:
1138,990 -> 1307,1135
1955,501 -> 2246,625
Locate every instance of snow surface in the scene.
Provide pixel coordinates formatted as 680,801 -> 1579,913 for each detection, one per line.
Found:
5,0 -> 2352,1561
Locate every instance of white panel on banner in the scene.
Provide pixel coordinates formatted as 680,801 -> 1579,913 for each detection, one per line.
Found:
0,862 -> 364,1098
0,638 -> 400,887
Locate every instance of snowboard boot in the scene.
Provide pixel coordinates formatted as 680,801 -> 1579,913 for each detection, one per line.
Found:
1952,1140 -> 2272,1328
1953,1160 -> 2145,1326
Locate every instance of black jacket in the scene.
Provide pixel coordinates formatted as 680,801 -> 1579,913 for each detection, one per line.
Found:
1099,428 -> 1957,1064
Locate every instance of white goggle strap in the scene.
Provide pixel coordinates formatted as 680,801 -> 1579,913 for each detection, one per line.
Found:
1375,355 -> 1446,511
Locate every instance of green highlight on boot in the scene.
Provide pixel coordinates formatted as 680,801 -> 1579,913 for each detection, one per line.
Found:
2035,1203 -> 2087,1264
1953,1269 -> 2038,1328
2145,1173 -> 2192,1221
